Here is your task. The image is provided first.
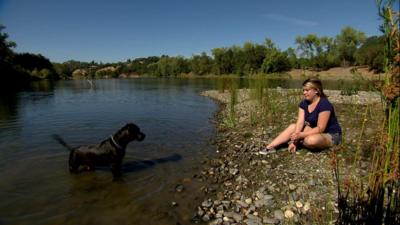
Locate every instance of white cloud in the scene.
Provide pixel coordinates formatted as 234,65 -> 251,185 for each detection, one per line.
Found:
264,13 -> 318,27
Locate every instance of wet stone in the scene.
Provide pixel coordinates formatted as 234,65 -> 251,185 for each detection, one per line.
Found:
202,199 -> 213,208
170,201 -> 178,207
202,214 -> 210,222
175,184 -> 184,192
224,212 -> 243,222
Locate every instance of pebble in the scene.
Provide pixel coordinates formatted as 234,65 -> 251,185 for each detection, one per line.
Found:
273,210 -> 284,220
229,168 -> 239,175
202,199 -> 213,208
295,201 -> 303,208
245,214 -> 262,225
254,199 -> 264,208
175,184 -> 184,192
264,195 -> 274,200
224,212 -> 243,222
245,198 -> 253,204
284,209 -> 294,218
236,200 -> 249,208
202,214 -> 210,222
263,217 -> 279,224
303,202 -> 311,212
170,201 -> 178,207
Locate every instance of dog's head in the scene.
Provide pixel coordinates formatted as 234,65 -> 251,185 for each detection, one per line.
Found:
122,123 -> 146,142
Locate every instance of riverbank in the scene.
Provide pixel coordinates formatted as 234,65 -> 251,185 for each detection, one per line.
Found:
193,88 -> 383,224
287,66 -> 384,81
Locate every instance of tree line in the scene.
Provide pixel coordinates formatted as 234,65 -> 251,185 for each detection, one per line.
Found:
1,24 -> 385,85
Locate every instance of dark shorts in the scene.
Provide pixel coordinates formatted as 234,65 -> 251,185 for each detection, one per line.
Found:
328,133 -> 342,146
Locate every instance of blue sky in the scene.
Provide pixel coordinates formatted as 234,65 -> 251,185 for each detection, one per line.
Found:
0,0 -> 383,63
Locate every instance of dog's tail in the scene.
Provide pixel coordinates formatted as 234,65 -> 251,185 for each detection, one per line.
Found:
52,134 -> 74,151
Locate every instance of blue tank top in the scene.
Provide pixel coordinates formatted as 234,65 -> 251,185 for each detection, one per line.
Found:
299,97 -> 342,134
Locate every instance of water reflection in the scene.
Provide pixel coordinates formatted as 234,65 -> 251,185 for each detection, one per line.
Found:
0,92 -> 19,122
122,153 -> 183,173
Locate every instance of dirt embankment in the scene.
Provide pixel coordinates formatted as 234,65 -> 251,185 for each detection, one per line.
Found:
288,66 -> 385,80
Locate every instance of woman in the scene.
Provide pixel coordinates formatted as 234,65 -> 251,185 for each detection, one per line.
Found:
260,78 -> 342,154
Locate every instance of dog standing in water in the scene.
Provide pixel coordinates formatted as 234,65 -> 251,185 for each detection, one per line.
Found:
53,123 -> 145,177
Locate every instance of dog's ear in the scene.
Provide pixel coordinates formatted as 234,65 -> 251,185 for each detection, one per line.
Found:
127,123 -> 140,133
137,132 -> 145,141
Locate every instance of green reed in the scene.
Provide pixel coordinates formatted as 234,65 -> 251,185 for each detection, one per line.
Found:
335,1 -> 400,224
224,77 -> 239,127
248,75 -> 267,125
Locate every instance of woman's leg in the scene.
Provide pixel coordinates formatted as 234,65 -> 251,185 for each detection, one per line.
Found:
267,123 -> 296,149
303,134 -> 333,149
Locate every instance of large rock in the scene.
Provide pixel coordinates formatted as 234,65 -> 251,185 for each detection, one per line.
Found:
72,69 -> 87,79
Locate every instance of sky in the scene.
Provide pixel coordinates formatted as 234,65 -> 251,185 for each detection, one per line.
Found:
0,0 -> 384,63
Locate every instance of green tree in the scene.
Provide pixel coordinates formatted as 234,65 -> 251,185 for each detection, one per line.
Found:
261,38 -> 291,73
285,47 -> 299,68
153,56 -> 189,76
190,52 -> 213,75
355,35 -> 385,72
231,45 -> 246,75
0,24 -> 16,62
295,34 -> 319,59
212,47 -> 234,75
242,42 -> 267,74
0,24 -> 30,86
335,26 -> 366,66
126,56 -> 160,75
14,53 -> 59,79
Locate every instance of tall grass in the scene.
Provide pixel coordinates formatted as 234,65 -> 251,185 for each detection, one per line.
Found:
218,77 -> 240,127
335,1 -> 400,224
247,75 -> 301,129
227,79 -> 238,127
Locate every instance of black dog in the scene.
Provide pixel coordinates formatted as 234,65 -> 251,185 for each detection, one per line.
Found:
53,123 -> 145,177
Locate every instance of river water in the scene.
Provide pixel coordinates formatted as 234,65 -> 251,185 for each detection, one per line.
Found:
0,77 -> 371,225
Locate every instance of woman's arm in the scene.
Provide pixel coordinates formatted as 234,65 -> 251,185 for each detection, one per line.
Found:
289,108 -> 305,152
299,111 -> 331,138
295,108 -> 305,133
290,108 -> 305,141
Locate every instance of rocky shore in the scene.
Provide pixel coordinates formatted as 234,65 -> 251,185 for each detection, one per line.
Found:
190,88 -> 383,225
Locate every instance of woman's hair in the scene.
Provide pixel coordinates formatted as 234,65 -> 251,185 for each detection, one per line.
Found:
302,78 -> 327,97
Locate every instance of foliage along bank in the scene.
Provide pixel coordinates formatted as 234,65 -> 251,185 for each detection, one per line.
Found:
1,24 -> 386,85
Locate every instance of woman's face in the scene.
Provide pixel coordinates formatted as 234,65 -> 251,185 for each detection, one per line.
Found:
303,86 -> 318,101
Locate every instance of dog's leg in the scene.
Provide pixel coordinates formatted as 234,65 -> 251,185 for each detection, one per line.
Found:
111,162 -> 122,178
69,151 -> 79,173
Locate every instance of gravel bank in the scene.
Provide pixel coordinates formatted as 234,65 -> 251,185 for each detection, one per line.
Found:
191,88 -> 383,225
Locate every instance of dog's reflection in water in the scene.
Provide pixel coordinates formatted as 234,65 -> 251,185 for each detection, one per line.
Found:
122,153 -> 182,173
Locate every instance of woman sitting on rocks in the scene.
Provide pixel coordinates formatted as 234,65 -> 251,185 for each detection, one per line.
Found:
260,78 -> 342,154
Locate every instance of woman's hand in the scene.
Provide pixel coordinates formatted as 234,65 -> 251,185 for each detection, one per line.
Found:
290,132 -> 302,142
288,143 -> 297,153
